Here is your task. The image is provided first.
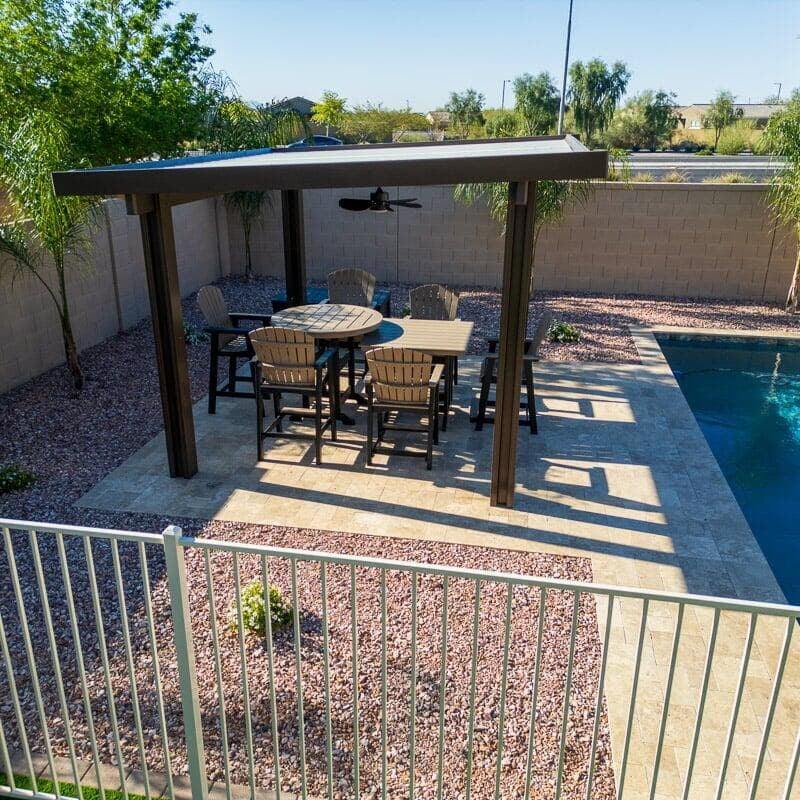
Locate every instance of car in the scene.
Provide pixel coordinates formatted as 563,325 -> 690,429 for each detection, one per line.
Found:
286,135 -> 344,148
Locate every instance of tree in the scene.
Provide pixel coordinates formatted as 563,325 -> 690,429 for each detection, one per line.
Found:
762,97 -> 800,311
445,89 -> 485,139
0,0 -> 217,165
205,98 -> 306,278
701,91 -> 743,147
604,90 -> 679,151
513,72 -> 560,135
568,59 -> 631,145
311,91 -> 347,136
340,104 -> 427,143
0,114 -> 100,389
485,111 -> 520,139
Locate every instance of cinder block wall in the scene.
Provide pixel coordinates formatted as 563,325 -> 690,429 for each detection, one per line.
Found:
230,183 -> 796,303
0,196 -> 222,393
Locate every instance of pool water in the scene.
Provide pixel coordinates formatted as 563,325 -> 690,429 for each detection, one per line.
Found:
659,336 -> 800,604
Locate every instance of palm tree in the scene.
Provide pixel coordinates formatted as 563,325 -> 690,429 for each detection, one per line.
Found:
0,113 -> 100,389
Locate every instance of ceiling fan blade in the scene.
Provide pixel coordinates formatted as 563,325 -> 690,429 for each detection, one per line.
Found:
395,198 -> 418,204
392,201 -> 422,209
339,198 -> 371,211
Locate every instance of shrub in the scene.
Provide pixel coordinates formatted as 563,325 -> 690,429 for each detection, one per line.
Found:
716,124 -> 750,155
631,172 -> 654,182
0,464 -> 36,493
672,139 -> 700,153
696,146 -> 715,156
663,170 -> 686,183
702,172 -> 753,184
229,580 -> 293,637
547,321 -> 581,344
184,324 -> 209,345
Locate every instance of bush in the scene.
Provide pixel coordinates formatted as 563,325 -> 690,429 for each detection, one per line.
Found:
696,146 -> 715,156
631,172 -> 654,182
0,464 -> 36,493
229,580 -> 293,637
702,172 -> 753,184
663,170 -> 686,183
547,321 -> 581,344
716,125 -> 750,155
671,139 -> 700,153
184,324 -> 209,345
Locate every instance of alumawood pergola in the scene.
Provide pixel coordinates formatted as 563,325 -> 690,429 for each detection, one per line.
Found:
53,137 -> 607,507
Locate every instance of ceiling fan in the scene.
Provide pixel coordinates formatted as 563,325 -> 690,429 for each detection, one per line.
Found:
338,187 -> 422,213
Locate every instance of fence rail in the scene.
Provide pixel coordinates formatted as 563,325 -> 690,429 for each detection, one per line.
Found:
0,518 -> 799,800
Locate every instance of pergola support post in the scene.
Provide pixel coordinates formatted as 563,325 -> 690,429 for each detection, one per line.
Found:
131,193 -> 198,478
490,181 -> 537,507
281,189 -> 307,306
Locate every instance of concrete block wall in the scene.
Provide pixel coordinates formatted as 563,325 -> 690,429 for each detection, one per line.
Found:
0,196 -> 221,393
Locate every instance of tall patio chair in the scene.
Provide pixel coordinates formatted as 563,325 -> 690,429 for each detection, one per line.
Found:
364,347 -> 443,470
197,285 -> 272,414
327,268 -> 378,399
409,283 -> 461,425
249,327 -> 339,464
472,309 -> 553,434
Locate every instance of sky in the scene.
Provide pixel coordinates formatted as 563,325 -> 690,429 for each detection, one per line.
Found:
171,0 -> 800,111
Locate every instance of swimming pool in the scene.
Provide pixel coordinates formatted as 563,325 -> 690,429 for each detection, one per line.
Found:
658,335 -> 800,603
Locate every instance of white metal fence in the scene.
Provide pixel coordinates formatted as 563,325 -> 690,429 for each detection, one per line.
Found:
0,518 -> 799,800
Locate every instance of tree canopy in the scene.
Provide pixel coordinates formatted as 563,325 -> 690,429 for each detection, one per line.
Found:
567,59 -> 630,146
445,89 -> 486,139
603,90 -> 680,151
701,91 -> 743,147
339,104 -> 427,143
0,0 -> 216,167
311,91 -> 347,136
513,72 -> 560,136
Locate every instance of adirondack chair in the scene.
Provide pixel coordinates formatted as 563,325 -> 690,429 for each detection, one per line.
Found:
249,327 -> 339,464
364,347 -> 444,470
197,285 -> 272,414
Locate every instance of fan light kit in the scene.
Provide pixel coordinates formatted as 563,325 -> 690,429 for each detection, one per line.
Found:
339,187 -> 422,213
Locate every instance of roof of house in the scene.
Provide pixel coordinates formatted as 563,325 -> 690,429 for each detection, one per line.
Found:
677,103 -> 784,118
52,136 -> 607,196
277,96 -> 317,116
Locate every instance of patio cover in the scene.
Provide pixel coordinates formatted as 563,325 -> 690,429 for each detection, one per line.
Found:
52,136 -> 607,507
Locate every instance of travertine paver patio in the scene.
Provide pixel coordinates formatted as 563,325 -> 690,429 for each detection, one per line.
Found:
79,352 -> 800,800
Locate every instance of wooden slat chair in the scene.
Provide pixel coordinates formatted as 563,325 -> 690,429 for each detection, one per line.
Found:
364,347 -> 443,470
409,283 -> 460,427
327,268 -> 379,400
250,327 -> 339,464
472,309 -> 553,434
197,285 -> 272,414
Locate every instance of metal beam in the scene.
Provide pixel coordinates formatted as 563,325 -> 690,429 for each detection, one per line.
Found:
281,189 -> 307,306
137,193 -> 198,478
490,181 -> 537,507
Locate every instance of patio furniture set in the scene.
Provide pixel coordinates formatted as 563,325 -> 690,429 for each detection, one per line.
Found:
199,269 -> 549,470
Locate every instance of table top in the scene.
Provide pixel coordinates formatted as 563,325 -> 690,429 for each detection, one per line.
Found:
362,318 -> 474,357
270,303 -> 383,339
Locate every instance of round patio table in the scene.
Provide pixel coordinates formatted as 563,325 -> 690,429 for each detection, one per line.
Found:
270,303 -> 383,339
270,303 -> 383,423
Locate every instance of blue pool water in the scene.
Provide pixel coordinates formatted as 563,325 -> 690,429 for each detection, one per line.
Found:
659,336 -> 800,604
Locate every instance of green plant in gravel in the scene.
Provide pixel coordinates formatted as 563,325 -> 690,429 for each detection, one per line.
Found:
184,324 -> 209,345
702,172 -> 752,184
663,170 -> 686,183
0,771 -> 147,800
0,464 -> 36,493
630,172 -> 655,182
230,579 -> 292,637
547,321 -> 581,343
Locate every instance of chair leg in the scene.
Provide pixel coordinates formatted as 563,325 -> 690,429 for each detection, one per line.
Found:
475,362 -> 492,431
426,391 -> 435,470
256,389 -> 265,461
366,405 -> 374,464
453,356 -> 459,385
440,359 -> 450,432
328,366 -> 338,442
227,354 -> 236,393
347,341 -> 357,395
273,393 -> 282,433
314,388 -> 323,464
433,386 -> 440,446
208,350 -> 219,414
527,365 -> 538,435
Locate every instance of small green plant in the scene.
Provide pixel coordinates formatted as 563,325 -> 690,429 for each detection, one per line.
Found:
547,321 -> 581,344
702,172 -> 753,184
663,170 -> 686,183
184,324 -> 209,345
230,580 -> 292,637
0,464 -> 36,493
631,172 -> 654,182
696,146 -> 715,156
606,148 -> 631,182
401,303 -> 412,317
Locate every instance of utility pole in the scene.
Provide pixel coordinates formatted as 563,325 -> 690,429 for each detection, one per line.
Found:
501,79 -> 511,110
557,0 -> 574,135
775,82 -> 782,102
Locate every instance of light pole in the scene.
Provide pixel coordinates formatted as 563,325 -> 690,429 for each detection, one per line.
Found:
557,0 -> 574,135
775,82 -> 782,102
501,79 -> 511,110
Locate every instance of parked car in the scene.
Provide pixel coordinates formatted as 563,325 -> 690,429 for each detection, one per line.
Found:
286,135 -> 343,148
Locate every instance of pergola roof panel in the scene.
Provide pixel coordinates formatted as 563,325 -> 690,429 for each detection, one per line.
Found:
52,136 -> 607,196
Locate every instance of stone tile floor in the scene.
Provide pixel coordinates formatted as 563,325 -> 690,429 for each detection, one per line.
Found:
78,352 -> 800,800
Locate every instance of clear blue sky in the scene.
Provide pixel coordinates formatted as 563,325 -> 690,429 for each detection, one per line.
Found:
171,0 -> 800,110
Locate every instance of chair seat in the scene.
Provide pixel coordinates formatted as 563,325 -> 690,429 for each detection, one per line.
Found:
219,335 -> 250,354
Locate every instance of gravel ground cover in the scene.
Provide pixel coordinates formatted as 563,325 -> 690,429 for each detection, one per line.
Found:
0,276 -> 797,798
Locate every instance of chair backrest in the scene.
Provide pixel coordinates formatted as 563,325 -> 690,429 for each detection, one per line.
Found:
327,268 -> 376,307
198,286 -> 237,346
366,347 -> 433,405
529,308 -> 554,357
409,284 -> 459,321
250,327 -> 316,386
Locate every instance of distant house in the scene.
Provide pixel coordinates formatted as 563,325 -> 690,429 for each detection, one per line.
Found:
280,96 -> 317,117
676,103 -> 784,131
425,111 -> 450,130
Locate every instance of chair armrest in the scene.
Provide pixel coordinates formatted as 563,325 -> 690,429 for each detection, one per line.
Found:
364,372 -> 373,386
314,347 -> 337,369
429,363 -> 445,388
229,312 -> 272,326
487,337 -> 535,355
204,325 -> 246,337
